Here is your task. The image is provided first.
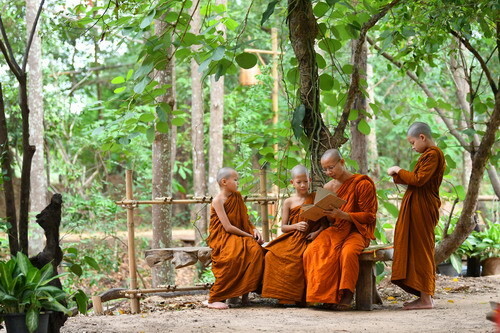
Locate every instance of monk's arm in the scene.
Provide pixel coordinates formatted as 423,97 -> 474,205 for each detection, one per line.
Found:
393,151 -> 439,187
281,199 -> 298,233
212,198 -> 254,238
348,180 -> 377,224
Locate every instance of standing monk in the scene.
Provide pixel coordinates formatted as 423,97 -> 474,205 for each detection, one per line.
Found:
303,149 -> 378,309
204,167 -> 264,309
388,122 -> 445,310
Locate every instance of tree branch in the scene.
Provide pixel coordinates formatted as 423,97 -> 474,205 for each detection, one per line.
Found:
367,36 -> 471,151
22,0 -> 45,71
449,29 -> 497,95
332,0 -> 402,142
0,16 -> 22,76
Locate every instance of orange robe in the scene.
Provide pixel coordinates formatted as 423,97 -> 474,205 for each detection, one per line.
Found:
207,192 -> 264,302
262,193 -> 322,302
303,174 -> 377,303
391,146 -> 445,296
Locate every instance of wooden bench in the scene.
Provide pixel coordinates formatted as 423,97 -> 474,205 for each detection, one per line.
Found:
145,244 -> 393,311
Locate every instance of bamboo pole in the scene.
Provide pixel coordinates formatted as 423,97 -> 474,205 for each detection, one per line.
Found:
122,284 -> 213,297
91,296 -> 103,315
125,170 -> 140,313
260,169 -> 270,242
244,48 -> 283,55
115,196 -> 281,206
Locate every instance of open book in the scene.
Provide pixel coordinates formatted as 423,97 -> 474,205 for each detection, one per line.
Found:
301,188 -> 347,221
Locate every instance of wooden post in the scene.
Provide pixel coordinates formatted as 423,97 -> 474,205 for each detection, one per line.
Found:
271,28 -> 279,127
259,168 -> 270,242
355,260 -> 374,310
92,296 -> 103,315
125,170 -> 140,313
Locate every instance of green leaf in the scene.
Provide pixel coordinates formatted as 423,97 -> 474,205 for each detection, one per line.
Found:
357,118 -> 370,135
319,73 -> 334,90
133,63 -> 154,79
323,92 -> 336,106
318,38 -> 342,53
343,157 -> 359,170
133,77 -> 150,94
348,109 -> 358,121
146,126 -> 155,143
111,76 -> 125,84
156,121 -> 169,133
383,202 -> 399,218
140,10 -> 156,29
212,46 -> 225,61
113,86 -> 126,94
74,290 -> 89,315
316,53 -> 326,69
69,264 -> 83,277
287,67 -> 299,85
126,69 -> 134,80
342,64 -> 353,74
426,98 -> 437,108
449,253 -> 462,275
314,2 -> 330,17
291,104 -> 306,140
261,0 -> 279,26
139,113 -> 155,123
172,117 -> 185,126
455,185 -> 466,201
445,154 -> 456,169
26,308 -> 39,333
84,256 -> 100,271
165,12 -> 178,23
235,52 -> 257,69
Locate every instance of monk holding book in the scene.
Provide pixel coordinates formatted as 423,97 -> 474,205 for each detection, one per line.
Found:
262,165 -> 325,305
303,149 -> 378,309
205,167 -> 264,309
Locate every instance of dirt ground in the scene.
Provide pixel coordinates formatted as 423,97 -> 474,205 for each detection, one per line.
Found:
57,275 -> 499,333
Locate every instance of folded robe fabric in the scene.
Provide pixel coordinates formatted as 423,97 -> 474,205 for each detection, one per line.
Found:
391,146 -> 445,297
303,174 -> 377,304
207,191 -> 264,303
262,193 -> 322,302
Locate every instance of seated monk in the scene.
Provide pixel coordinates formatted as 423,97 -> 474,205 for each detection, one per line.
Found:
303,149 -> 378,310
262,165 -> 325,305
204,167 -> 265,309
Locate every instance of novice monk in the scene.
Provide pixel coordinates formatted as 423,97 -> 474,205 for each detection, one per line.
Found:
262,165 -> 324,305
205,167 -> 265,310
388,122 -> 445,310
303,149 -> 378,309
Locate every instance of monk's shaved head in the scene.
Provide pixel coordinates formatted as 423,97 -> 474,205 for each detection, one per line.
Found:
291,165 -> 309,178
407,122 -> 432,138
321,149 -> 342,162
217,167 -> 237,184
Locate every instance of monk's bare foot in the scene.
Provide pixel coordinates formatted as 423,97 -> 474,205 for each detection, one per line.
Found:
241,293 -> 250,306
403,298 -> 434,310
203,300 -> 229,310
338,290 -> 353,308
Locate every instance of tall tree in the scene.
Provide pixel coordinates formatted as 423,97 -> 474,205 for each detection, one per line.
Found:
189,1 -> 207,244
208,0 -> 226,196
151,19 -> 175,287
349,39 -> 369,174
26,0 -> 47,254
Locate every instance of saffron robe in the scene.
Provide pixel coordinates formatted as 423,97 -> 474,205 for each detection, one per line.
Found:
391,146 -> 445,296
207,191 -> 264,303
262,193 -> 321,302
303,174 -> 377,303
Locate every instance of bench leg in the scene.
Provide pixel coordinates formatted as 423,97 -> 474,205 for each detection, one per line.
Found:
356,261 -> 374,310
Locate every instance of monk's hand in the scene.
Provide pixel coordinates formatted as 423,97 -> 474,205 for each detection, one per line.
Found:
253,229 -> 264,245
306,230 -> 318,241
324,207 -> 345,219
295,221 -> 308,232
387,166 -> 401,176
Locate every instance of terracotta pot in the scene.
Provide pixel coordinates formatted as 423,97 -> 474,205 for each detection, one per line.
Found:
481,257 -> 500,276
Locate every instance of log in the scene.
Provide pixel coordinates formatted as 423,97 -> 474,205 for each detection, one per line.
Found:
145,247 -> 212,268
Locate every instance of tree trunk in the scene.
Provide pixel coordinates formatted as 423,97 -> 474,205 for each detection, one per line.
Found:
287,0 -> 335,184
26,0 -> 47,255
208,0 -> 226,197
0,84 -> 19,255
151,20 -> 175,287
435,91 -> 500,263
366,58 -> 380,179
349,39 -> 368,174
190,2 -> 207,245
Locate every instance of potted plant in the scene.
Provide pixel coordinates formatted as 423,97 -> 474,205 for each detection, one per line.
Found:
459,222 -> 500,276
0,252 -> 71,333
